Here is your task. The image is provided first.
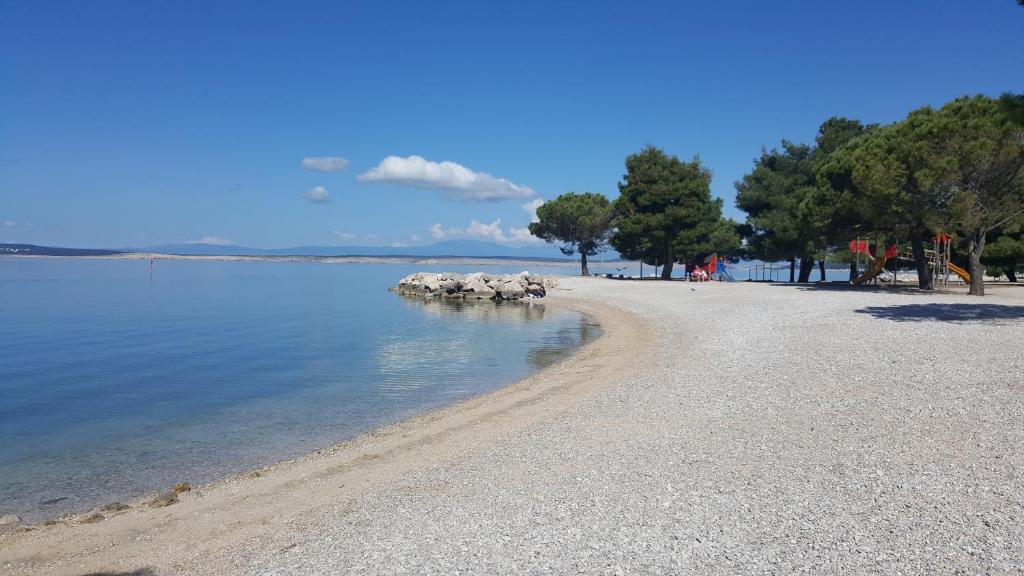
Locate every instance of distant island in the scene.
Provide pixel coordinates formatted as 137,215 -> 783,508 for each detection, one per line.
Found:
0,241 -> 623,264
0,244 -> 124,257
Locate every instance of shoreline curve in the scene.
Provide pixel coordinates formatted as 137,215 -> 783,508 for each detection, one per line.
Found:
0,284 -> 653,576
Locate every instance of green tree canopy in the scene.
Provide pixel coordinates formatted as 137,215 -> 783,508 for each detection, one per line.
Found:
815,108 -> 954,288
815,117 -> 875,157
937,94 -> 1024,294
983,223 -> 1024,282
528,192 -> 613,276
814,94 -> 1024,294
610,146 -> 726,279
694,218 -> 744,261
736,118 -> 873,283
737,95 -> 1023,294
735,141 -> 817,280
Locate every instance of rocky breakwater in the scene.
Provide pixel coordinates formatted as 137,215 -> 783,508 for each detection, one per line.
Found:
391,272 -> 554,300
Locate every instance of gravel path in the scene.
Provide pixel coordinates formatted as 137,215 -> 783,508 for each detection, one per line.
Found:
192,279 -> 1024,575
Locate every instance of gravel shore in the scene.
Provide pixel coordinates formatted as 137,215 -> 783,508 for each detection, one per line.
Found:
3,279 -> 1022,575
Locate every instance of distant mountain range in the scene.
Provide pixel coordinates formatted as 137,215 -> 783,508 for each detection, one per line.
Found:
2,240 -> 621,261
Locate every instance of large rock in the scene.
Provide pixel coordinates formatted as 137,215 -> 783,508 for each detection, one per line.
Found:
438,277 -> 461,294
463,280 -> 496,299
493,281 -> 526,300
421,276 -> 441,293
391,272 -> 550,301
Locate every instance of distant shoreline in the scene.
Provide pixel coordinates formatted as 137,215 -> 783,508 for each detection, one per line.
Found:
0,253 -> 608,268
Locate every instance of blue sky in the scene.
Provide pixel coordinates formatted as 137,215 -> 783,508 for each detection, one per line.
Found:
2,1 -> 1022,249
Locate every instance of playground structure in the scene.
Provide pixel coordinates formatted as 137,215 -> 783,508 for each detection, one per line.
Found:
925,234 -> 970,286
850,233 -> 969,286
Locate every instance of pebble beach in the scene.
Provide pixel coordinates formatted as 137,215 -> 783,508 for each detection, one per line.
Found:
2,278 -> 1023,575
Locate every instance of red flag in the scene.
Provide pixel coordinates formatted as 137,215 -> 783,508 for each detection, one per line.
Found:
849,240 -> 869,254
884,244 -> 898,259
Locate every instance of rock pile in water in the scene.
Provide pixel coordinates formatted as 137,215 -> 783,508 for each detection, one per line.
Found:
391,272 -> 554,300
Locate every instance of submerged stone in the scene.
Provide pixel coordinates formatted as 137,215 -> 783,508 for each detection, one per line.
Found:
148,492 -> 178,508
101,501 -> 130,513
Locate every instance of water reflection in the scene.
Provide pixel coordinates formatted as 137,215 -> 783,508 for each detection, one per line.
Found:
374,334 -> 476,396
527,319 -> 601,370
1,259 -> 604,522
394,293 -> 550,323
393,294 -> 601,373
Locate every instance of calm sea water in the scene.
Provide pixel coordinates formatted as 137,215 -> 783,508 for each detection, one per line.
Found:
0,258 -> 598,521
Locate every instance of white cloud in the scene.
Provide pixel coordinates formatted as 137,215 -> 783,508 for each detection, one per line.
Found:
428,223 -> 465,239
358,155 -> 537,201
2,220 -> 15,227
411,234 -> 422,242
429,223 -> 447,239
301,156 -> 349,172
189,236 -> 232,245
332,230 -> 356,241
467,219 -> 506,242
509,226 -> 540,243
303,185 -> 331,204
522,198 -> 544,223
461,218 -> 543,245
391,241 -> 410,248
428,218 -> 540,245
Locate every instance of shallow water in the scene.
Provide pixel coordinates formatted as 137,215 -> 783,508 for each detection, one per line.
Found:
0,258 -> 599,521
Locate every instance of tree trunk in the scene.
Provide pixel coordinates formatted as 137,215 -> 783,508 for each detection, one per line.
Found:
1007,263 -> 1018,283
819,259 -> 827,282
661,250 -> 674,279
580,252 -> 589,277
797,257 -> 814,283
910,232 -> 933,290
849,261 -> 858,282
968,231 -> 986,296
789,255 -> 796,283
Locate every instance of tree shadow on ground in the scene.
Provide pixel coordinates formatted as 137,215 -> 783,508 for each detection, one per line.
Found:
81,565 -> 154,569
854,303 -> 1024,323
766,282 -> 938,296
